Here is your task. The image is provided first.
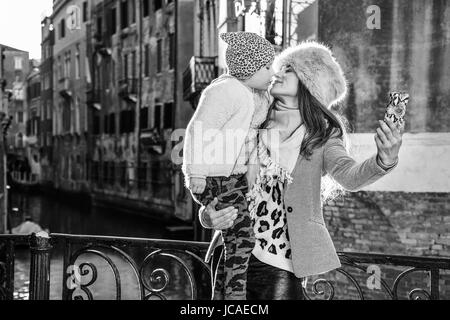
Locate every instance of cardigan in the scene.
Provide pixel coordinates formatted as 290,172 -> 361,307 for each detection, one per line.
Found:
202,130 -> 398,279
182,75 -> 255,182
283,131 -> 397,278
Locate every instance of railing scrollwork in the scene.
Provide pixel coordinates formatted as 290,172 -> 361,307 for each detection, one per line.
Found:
1,234 -> 450,300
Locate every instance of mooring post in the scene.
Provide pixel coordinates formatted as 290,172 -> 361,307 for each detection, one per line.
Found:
29,231 -> 52,300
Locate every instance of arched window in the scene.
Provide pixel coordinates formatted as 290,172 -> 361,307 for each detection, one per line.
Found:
16,133 -> 23,148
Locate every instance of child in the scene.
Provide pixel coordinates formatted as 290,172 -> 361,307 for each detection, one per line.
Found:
182,32 -> 275,300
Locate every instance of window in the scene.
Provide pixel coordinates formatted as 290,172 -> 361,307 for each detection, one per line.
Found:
163,103 -> 173,129
109,113 -> 116,134
130,0 -> 136,24
154,0 -> 162,11
42,101 -> 47,120
75,97 -> 81,133
123,54 -> 128,78
169,33 -> 175,70
47,100 -> 51,120
97,17 -> 103,37
121,0 -> 128,29
14,57 -> 23,70
17,133 -> 23,149
154,105 -> 161,129
63,100 -> 71,132
110,7 -> 117,35
144,44 -> 149,77
143,0 -> 149,17
140,106 -> 149,129
47,133 -> 52,148
17,112 -> 23,123
44,73 -> 50,89
82,1 -> 88,22
103,114 -> 109,134
58,56 -> 63,80
120,109 -> 135,133
64,51 -> 71,78
93,112 -> 100,135
131,51 -> 136,79
60,19 -> 66,38
75,46 -> 80,79
156,39 -> 162,73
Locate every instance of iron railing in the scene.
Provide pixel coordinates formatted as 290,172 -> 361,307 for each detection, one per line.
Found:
1,233 -> 450,300
0,233 -> 215,300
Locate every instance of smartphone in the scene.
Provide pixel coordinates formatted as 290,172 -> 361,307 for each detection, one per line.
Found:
385,92 -> 409,130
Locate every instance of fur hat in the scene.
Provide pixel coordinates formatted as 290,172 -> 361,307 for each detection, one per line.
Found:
220,32 -> 275,80
274,41 -> 347,108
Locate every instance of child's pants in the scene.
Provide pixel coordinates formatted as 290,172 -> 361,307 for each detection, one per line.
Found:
192,174 -> 255,300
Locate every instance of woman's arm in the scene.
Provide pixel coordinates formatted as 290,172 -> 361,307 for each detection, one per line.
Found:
323,119 -> 402,191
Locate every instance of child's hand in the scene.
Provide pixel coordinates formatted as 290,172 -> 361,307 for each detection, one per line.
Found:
190,177 -> 206,194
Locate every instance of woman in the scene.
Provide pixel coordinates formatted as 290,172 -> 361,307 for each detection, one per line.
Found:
199,42 -> 403,300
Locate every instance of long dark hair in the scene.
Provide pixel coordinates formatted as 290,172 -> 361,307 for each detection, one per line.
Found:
297,79 -> 348,160
262,79 -> 350,201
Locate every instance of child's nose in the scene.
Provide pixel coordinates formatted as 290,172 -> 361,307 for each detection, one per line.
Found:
269,68 -> 275,77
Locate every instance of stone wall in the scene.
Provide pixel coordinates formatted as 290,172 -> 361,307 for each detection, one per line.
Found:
319,0 -> 450,133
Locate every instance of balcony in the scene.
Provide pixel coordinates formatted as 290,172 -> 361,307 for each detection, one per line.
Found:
140,128 -> 165,155
182,56 -> 218,105
59,78 -> 72,100
86,87 -> 101,107
118,78 -> 138,103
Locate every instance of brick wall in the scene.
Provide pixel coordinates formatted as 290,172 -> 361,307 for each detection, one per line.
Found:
324,191 -> 450,257
303,191 -> 450,300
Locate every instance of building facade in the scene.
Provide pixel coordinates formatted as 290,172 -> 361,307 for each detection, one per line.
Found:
52,0 -> 90,193
40,17 -> 55,185
0,45 -> 30,171
25,64 -> 42,181
83,0 -> 195,222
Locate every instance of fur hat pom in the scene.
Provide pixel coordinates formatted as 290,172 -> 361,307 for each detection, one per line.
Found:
274,41 -> 347,108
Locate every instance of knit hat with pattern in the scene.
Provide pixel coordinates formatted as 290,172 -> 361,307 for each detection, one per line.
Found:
220,32 -> 275,80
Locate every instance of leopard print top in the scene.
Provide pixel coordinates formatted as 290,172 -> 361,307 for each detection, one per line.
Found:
249,166 -> 294,273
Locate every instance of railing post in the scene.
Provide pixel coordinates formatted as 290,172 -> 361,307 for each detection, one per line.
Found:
29,232 -> 52,300
430,268 -> 440,300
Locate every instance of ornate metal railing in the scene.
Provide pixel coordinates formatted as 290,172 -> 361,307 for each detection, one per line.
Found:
0,233 -> 216,300
1,233 -> 450,300
301,252 -> 450,300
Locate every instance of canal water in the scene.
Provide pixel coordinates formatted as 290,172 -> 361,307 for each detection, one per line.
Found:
9,189 -> 199,300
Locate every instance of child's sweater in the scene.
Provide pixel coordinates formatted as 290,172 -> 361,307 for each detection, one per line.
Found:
182,75 -> 257,183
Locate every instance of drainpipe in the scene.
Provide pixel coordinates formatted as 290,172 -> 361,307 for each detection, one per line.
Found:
136,0 -> 143,182
0,45 -> 7,234
282,0 -> 288,48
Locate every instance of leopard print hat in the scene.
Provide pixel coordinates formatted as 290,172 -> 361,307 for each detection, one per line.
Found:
220,32 -> 275,80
